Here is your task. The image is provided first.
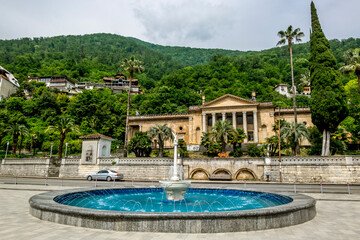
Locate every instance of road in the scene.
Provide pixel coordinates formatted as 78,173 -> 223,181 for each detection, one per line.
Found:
0,176 -> 358,194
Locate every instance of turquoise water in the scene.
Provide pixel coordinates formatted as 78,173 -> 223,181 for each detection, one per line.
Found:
54,188 -> 293,213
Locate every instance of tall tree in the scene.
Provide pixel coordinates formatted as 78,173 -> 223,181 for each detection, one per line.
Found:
228,128 -> 246,153
281,121 -> 309,156
120,56 -> 145,157
18,125 -> 28,155
211,120 -> 234,153
277,25 -> 304,124
309,1 -> 348,156
6,123 -> 26,155
46,115 -> 78,159
147,124 -> 173,157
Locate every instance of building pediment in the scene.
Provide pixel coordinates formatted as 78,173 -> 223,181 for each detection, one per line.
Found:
202,94 -> 258,108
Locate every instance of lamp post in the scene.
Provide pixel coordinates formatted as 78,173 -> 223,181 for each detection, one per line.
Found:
4,142 -> 9,159
50,143 -> 53,158
65,142 -> 68,158
278,108 -> 282,183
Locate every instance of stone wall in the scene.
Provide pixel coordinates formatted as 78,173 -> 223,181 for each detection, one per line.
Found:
1,155 -> 360,183
0,158 -> 50,177
264,156 -> 360,183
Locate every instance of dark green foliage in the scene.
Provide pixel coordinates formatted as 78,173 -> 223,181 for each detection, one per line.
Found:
309,2 -> 348,133
246,144 -> 265,157
127,132 -> 152,157
201,132 -> 221,157
233,148 -> 243,157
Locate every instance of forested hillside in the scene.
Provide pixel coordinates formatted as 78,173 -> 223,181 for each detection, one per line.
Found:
1,33 -> 360,156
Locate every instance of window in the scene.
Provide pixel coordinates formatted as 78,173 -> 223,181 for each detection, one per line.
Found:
247,115 -> 253,124
207,116 -> 212,126
237,115 -> 243,125
248,131 -> 254,141
179,126 -> 183,131
226,116 -> 232,123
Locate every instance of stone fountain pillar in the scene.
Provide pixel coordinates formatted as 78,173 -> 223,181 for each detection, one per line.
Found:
159,133 -> 191,201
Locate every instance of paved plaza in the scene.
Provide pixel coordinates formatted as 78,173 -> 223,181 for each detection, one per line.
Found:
0,183 -> 359,240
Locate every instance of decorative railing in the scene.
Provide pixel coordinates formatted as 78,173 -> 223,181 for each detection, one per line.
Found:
2,158 -> 49,164
269,155 -> 352,165
99,157 -> 173,165
63,158 -> 80,164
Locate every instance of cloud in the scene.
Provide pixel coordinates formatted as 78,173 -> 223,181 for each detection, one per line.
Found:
134,0 -> 237,47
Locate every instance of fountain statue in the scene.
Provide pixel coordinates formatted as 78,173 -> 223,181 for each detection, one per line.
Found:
159,131 -> 191,201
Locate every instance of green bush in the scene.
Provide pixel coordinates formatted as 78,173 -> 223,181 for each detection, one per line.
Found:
247,144 -> 264,157
233,148 -> 243,157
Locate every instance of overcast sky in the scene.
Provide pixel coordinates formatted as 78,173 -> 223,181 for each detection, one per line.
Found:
1,0 -> 359,51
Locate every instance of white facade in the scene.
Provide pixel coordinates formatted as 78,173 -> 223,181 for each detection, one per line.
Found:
80,134 -> 115,164
0,66 -> 20,100
274,84 -> 290,98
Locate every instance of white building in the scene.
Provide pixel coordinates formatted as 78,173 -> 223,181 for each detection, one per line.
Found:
80,134 -> 115,164
274,84 -> 290,98
0,66 -> 20,100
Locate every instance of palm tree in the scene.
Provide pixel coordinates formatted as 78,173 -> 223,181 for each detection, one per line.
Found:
340,48 -> 360,92
281,121 -> 309,156
6,123 -> 27,156
228,128 -> 246,153
211,120 -> 234,153
18,125 -> 29,155
46,115 -> 78,159
277,25 -> 304,124
120,56 -> 145,157
147,124 -> 173,157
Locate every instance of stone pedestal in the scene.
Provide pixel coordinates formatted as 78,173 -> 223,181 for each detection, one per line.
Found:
159,180 -> 191,201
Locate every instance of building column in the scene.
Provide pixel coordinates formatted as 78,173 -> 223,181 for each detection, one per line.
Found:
253,110 -> 258,142
139,125 -> 142,131
212,113 -> 216,127
202,113 -> 207,133
222,112 -> 226,121
242,111 -> 248,143
232,112 -> 237,129
188,116 -> 193,143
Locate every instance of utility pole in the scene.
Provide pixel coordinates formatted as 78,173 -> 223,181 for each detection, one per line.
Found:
278,108 -> 282,183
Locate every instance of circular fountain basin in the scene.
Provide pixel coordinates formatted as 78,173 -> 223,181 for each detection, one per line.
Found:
29,187 -> 316,233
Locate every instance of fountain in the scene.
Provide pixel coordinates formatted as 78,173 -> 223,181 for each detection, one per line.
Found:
28,131 -> 316,233
159,131 -> 191,201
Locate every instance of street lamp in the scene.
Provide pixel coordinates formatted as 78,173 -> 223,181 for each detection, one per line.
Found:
4,142 -> 9,159
65,142 -> 68,158
278,108 -> 282,183
50,143 -> 53,158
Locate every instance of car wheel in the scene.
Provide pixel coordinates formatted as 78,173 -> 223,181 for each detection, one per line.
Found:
87,176 -> 93,181
106,176 -> 112,182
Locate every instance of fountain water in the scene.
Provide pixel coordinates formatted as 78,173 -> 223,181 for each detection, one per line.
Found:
159,132 -> 191,201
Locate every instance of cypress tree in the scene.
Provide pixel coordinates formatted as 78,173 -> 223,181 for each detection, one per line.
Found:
309,1 -> 348,156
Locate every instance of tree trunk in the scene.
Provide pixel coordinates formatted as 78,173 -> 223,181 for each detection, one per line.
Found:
321,129 -> 326,156
324,130 -> 331,156
158,142 -> 164,157
221,137 -> 226,152
123,76 -> 133,158
355,66 -> 360,93
233,143 -> 237,153
58,133 -> 65,159
11,134 -> 18,156
18,136 -> 23,155
289,43 -> 298,124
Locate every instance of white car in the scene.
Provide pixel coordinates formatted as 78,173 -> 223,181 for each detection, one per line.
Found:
86,170 -> 124,181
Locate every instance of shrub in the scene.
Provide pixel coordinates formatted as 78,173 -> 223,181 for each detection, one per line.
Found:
247,144 -> 265,157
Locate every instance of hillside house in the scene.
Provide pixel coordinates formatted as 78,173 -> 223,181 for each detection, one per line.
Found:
0,66 -> 20,100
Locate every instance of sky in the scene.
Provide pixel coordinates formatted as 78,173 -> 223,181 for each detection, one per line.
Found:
1,0 -> 359,51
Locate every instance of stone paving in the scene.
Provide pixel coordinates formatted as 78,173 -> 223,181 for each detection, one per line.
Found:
0,184 -> 359,240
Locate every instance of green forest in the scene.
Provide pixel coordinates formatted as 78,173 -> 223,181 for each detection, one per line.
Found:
1,33 -> 360,157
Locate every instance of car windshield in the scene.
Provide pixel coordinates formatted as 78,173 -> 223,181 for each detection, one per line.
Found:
109,170 -> 117,173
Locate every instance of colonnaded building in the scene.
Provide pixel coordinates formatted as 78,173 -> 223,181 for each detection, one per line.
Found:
128,94 -> 313,150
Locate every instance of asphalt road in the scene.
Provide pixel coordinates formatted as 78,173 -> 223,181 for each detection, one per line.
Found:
0,176 -> 359,194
